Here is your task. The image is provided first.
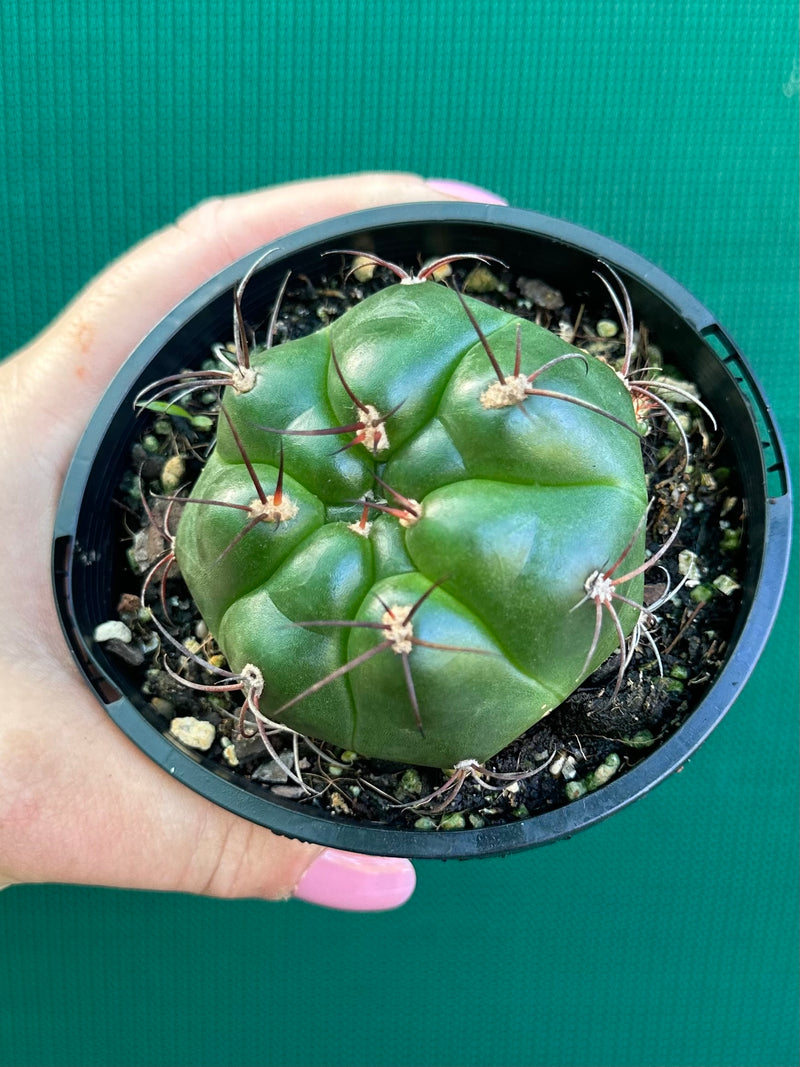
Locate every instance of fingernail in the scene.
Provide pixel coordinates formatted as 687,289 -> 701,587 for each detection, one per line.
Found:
425,178 -> 508,205
293,848 -> 416,911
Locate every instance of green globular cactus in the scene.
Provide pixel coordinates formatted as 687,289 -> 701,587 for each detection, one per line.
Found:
173,266 -> 648,768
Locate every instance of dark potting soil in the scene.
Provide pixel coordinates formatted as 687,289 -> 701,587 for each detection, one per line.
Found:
107,256 -> 745,831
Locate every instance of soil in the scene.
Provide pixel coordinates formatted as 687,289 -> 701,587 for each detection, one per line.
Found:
107,257 -> 745,832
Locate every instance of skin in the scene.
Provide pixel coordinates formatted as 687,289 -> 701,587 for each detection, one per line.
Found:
0,172 -> 476,902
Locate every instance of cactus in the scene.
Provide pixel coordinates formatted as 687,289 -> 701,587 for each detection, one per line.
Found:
169,257 -> 649,769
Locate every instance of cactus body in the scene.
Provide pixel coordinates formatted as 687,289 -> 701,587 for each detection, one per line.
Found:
174,277 -> 647,767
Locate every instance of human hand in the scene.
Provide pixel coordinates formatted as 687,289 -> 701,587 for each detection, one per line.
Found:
0,173 -> 506,909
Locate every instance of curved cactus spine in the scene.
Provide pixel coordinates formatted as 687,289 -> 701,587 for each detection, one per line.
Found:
326,249 -> 504,285
593,263 -> 717,456
396,754 -> 558,815
171,255 -> 656,768
141,548 -> 314,791
572,511 -> 683,698
133,251 -> 290,412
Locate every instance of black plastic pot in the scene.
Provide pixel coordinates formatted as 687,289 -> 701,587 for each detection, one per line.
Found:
52,203 -> 792,859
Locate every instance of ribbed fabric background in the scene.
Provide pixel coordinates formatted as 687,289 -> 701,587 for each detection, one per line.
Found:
1,2 -> 797,1066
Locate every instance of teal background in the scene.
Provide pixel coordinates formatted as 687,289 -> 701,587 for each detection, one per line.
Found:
1,2 -> 797,1065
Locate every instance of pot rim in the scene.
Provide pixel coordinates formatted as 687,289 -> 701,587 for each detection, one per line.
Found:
52,202 -> 793,859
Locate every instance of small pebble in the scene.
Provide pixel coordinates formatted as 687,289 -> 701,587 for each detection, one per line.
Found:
518,276 -> 564,310
678,549 -> 702,587
585,752 -> 621,791
561,756 -> 578,781
426,260 -> 452,282
719,495 -> 737,518
128,527 -> 166,575
161,455 -> 186,492
550,751 -> 566,776
221,737 -> 239,767
271,785 -> 306,799
400,768 -> 423,796
102,638 -> 144,666
439,812 -> 466,831
713,573 -> 740,596
330,793 -> 351,815
233,734 -> 270,762
690,583 -> 715,603
116,593 -> 142,618
251,752 -> 298,783
625,729 -> 655,748
350,255 -> 376,282
169,717 -> 215,751
667,412 -> 692,443
140,632 -> 160,655
93,620 -> 133,644
719,528 -> 741,552
566,780 -> 587,801
413,816 -> 436,831
463,265 -> 502,293
150,697 -> 175,719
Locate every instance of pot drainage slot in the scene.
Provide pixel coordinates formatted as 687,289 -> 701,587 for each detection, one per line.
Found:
701,325 -> 789,501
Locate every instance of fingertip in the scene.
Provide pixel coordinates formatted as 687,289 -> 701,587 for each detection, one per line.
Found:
425,178 -> 509,205
292,848 -> 416,912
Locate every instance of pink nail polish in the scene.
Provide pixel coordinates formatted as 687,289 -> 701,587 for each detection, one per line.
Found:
425,178 -> 509,205
293,848 -> 416,911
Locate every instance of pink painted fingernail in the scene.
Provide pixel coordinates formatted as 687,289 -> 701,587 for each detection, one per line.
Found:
425,178 -> 508,205
292,849 -> 416,911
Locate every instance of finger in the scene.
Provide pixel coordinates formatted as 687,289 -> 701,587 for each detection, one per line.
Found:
13,172 -> 461,449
